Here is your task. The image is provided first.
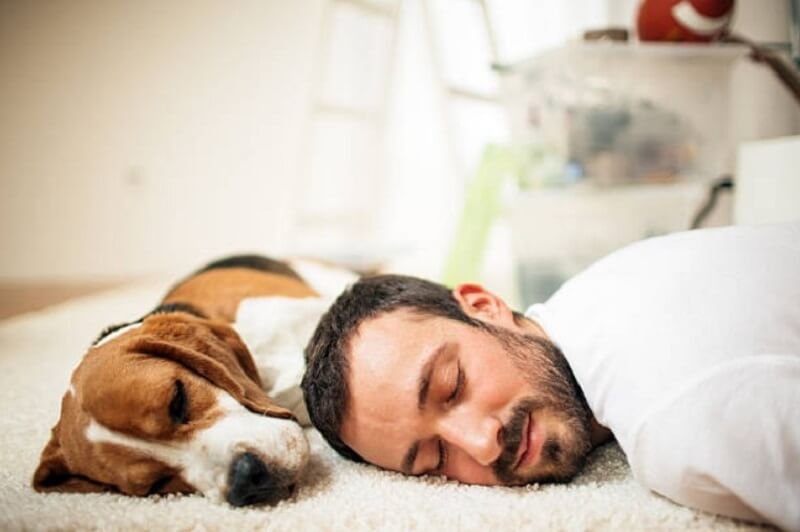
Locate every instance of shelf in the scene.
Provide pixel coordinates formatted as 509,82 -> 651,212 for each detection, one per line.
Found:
494,41 -> 749,73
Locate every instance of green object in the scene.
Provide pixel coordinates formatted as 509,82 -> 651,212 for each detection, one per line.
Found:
441,144 -> 527,286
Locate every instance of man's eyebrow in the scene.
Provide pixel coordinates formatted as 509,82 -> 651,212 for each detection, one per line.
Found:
417,342 -> 448,412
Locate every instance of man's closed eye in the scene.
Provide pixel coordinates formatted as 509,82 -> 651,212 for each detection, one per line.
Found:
446,363 -> 465,404
430,363 -> 465,475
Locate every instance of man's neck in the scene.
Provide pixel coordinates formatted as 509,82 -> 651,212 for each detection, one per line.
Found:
517,314 -> 547,338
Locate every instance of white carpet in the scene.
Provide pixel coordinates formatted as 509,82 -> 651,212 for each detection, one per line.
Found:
0,282 -> 771,531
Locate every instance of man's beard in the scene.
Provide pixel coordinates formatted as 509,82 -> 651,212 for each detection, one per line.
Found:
479,322 -> 593,485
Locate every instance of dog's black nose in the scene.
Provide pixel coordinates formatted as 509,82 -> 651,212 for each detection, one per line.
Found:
226,452 -> 294,507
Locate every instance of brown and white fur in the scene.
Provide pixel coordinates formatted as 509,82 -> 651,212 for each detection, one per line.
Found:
33,255 -> 320,507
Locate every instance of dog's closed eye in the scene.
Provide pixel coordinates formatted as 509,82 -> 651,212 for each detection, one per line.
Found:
147,474 -> 174,495
169,380 -> 189,424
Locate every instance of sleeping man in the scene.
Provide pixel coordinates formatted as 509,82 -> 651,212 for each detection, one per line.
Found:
301,222 -> 799,530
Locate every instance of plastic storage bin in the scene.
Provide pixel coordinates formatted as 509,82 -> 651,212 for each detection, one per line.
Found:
499,41 -> 746,184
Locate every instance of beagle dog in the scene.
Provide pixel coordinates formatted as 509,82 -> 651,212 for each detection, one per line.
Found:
32,255 -> 321,507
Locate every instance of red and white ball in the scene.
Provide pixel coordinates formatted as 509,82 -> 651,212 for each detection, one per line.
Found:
637,0 -> 736,42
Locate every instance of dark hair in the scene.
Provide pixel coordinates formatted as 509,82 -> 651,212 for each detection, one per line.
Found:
301,274 -> 485,462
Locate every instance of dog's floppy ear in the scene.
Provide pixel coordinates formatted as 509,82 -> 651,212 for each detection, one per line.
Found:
32,423 -> 110,493
128,313 -> 295,419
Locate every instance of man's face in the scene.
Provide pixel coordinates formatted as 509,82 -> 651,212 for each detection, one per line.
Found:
340,285 -> 593,486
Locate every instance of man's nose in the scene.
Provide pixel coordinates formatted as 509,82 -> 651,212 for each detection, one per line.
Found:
438,410 -> 503,466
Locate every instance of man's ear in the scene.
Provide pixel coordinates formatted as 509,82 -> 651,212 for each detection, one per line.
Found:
451,283 -> 514,325
32,425 -> 109,493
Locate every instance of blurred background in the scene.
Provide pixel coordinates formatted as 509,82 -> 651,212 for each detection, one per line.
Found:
1,0 -> 799,316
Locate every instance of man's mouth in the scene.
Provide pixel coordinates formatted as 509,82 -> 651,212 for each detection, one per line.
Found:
513,413 -> 543,471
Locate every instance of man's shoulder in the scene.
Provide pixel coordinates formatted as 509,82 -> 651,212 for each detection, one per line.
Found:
564,221 -> 800,285
629,355 -> 800,528
543,221 -> 800,338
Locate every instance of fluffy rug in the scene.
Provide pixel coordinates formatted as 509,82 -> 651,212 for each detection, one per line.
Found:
0,282 -> 771,531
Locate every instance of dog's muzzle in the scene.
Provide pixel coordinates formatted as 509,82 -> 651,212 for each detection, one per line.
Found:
226,452 -> 295,507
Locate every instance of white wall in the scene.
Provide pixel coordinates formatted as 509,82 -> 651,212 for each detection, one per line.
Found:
0,1 -> 323,280
378,0 -> 460,277
2,0 -> 797,283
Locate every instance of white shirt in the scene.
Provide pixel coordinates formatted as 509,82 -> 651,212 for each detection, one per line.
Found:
526,222 -> 800,530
